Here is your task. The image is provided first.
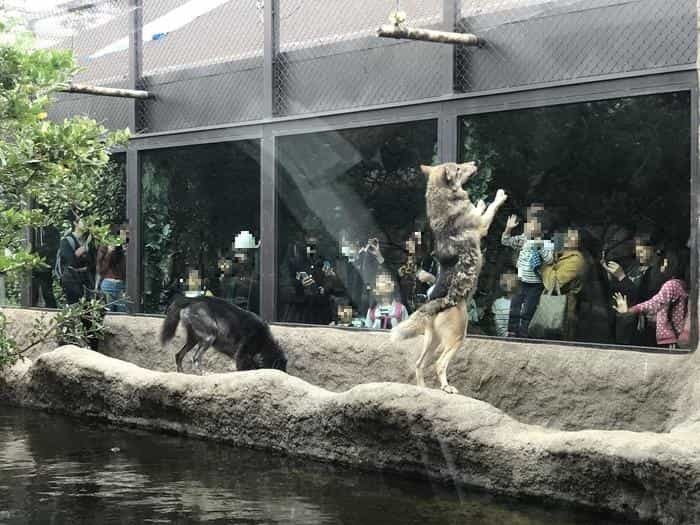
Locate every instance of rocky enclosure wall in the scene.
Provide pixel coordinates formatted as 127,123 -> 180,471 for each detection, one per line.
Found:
3,308 -> 699,433
1,347 -> 699,525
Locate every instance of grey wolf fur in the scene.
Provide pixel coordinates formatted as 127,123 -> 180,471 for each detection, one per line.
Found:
161,296 -> 287,373
391,162 -> 507,393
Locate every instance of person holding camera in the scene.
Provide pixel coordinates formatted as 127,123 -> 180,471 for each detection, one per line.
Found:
356,237 -> 385,314
501,211 -> 554,337
602,233 -> 665,346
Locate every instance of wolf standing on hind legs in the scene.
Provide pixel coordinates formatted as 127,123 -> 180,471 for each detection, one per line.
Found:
391,162 -> 508,394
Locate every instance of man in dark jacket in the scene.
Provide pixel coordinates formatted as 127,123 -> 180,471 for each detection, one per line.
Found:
603,233 -> 664,346
58,218 -> 96,304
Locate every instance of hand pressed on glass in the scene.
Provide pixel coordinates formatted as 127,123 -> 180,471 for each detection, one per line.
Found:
612,292 -> 629,314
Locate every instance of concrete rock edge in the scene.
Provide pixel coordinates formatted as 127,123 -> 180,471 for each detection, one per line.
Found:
3,308 -> 699,433
2,346 -> 699,525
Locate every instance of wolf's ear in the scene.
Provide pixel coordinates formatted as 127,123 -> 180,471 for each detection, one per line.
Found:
420,165 -> 432,176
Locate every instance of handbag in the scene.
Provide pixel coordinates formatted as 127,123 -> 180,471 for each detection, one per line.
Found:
528,279 -> 567,339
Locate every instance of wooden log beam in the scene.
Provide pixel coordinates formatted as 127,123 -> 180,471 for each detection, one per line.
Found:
377,24 -> 484,47
61,83 -> 153,100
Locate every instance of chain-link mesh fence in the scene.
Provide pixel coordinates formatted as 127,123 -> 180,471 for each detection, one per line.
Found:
276,0 -> 444,116
7,0 -> 133,130
137,0 -> 264,132
8,0 -> 697,134
456,0 -> 695,93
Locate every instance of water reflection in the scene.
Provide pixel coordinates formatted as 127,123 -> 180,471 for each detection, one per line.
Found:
0,407 -> 627,524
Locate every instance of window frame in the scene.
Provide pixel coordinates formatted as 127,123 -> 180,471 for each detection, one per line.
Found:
123,71 -> 700,353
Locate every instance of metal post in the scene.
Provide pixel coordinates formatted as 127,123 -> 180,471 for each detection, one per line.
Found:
129,0 -> 143,133
438,108 -> 458,163
263,0 -> 279,118
691,85 -> 699,349
259,129 -> 277,321
260,0 -> 280,321
443,0 -> 457,95
126,0 -> 143,312
125,148 -> 142,313
438,1 -> 460,163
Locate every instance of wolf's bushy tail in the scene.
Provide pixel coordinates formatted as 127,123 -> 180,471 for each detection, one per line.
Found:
390,305 -> 438,342
160,297 -> 189,345
390,293 -> 463,342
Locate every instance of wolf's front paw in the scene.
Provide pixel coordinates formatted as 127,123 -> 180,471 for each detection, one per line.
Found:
475,199 -> 486,213
494,189 -> 508,205
441,384 -> 459,394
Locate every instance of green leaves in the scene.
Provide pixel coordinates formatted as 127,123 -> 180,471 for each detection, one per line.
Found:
0,18 -> 130,367
0,18 -> 130,277
0,297 -> 112,368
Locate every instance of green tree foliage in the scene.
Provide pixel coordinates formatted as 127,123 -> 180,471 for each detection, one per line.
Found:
0,297 -> 110,368
0,22 -> 129,367
0,22 -> 129,275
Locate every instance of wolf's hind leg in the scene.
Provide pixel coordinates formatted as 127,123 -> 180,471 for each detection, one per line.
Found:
436,339 -> 462,394
415,328 -> 438,388
175,338 -> 197,373
191,335 -> 215,373
434,304 -> 467,394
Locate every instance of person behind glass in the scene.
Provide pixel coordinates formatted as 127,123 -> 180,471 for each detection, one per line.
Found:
491,268 -> 519,337
602,233 -> 662,346
58,216 -> 96,305
356,237 -> 385,313
284,236 -> 333,324
31,225 -> 58,308
398,233 -> 438,311
540,228 -> 587,340
365,274 -> 408,329
96,226 -> 127,312
501,211 -> 554,337
612,250 -> 689,348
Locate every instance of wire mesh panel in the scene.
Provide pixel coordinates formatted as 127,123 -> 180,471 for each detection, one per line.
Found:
17,0 -> 133,130
456,0 -> 696,93
276,0 -> 445,116
13,0 -> 698,133
138,0 -> 265,132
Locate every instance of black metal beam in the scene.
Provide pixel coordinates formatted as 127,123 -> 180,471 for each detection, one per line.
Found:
259,128 -> 276,322
126,0 -> 143,312
125,148 -> 141,314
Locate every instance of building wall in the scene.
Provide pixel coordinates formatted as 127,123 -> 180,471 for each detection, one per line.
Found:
47,0 -> 696,133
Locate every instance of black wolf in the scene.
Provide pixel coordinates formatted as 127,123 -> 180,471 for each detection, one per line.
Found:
161,296 -> 287,373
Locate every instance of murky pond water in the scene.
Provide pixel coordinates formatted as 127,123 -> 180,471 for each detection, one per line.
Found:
0,406 -> 631,524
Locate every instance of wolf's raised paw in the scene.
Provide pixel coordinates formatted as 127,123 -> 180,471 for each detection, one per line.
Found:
441,385 -> 459,394
495,189 -> 508,204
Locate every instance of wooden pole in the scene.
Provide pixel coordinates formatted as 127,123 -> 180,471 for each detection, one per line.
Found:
61,83 -> 153,100
377,24 -> 484,47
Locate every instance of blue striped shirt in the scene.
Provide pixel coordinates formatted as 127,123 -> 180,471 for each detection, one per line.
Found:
501,233 -> 554,283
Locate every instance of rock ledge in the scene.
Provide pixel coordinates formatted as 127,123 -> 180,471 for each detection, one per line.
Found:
2,346 -> 699,525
